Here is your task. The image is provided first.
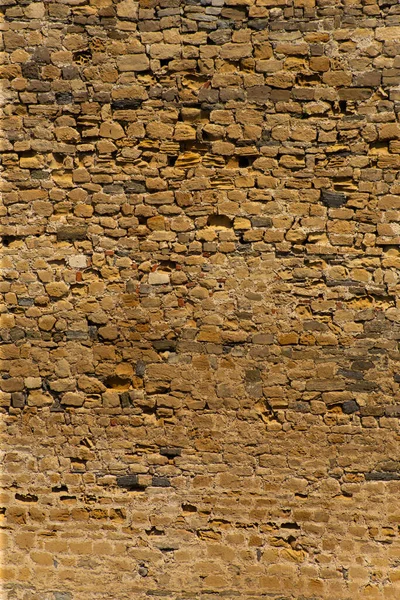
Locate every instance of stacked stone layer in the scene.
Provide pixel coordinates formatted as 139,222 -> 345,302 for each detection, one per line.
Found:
2,0 -> 400,598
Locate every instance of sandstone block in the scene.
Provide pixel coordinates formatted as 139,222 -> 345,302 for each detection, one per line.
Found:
117,55 -> 150,72
233,217 -> 251,230
310,57 -> 330,72
68,255 -> 88,269
45,282 -> 69,298
116,0 -> 138,19
38,315 -> 56,331
220,43 -> 252,60
212,141 -> 235,155
62,392 -> 85,407
149,272 -> 170,285
378,124 -> 400,140
57,226 -> 87,241
174,123 -> 196,141
27,391 -> 53,407
24,377 -> 42,389
376,27 -> 400,41
149,44 -> 181,59
99,121 -> 125,139
147,122 -> 174,139
55,127 -> 80,142
98,326 -> 119,340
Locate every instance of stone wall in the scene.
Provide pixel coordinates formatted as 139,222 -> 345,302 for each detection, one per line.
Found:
2,0 -> 400,598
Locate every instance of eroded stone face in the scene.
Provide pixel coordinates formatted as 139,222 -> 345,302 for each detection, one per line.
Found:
2,0 -> 400,598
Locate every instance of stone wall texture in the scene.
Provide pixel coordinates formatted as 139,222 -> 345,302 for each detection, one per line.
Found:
2,0 -> 400,598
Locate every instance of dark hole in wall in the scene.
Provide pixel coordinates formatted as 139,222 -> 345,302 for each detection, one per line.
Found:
238,155 -> 255,168
158,260 -> 177,271
370,141 -> 388,151
201,130 -> 214,141
15,493 -> 38,502
182,503 -> 197,512
297,73 -> 321,86
104,375 -> 131,390
182,140 -> 208,153
207,215 -> 233,228
281,522 -> 300,529
52,485 -> 68,493
1,236 -> 17,247
73,49 -> 92,65
146,526 -> 164,536
160,447 -> 182,458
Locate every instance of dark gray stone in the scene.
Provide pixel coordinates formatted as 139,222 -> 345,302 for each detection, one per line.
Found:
198,88 -> 219,103
124,181 -> 146,193
62,66 -> 80,80
33,47 -> 51,63
117,474 -> 146,490
245,369 -> 262,382
351,360 -> 374,371
135,360 -> 146,377
152,476 -> 171,487
56,92 -> 74,104
348,381 -> 378,392
22,62 -> 40,79
66,331 -> 88,340
111,99 -> 143,110
11,392 -> 25,409
320,189 -> 347,207
342,400 -> 360,414
248,18 -> 268,30
120,392 -> 131,409
160,447 -> 182,458
18,297 -> 34,306
365,472 -> 400,481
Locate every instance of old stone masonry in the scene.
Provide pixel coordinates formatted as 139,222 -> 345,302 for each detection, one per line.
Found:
3,0 -> 400,598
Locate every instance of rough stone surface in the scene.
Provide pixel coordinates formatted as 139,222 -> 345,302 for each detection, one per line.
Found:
2,1 -> 400,599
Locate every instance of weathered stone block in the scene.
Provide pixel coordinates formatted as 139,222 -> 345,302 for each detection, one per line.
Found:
56,226 -> 87,241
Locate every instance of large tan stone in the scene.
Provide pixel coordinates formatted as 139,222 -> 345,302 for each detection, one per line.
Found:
99,121 -> 125,139
117,55 -> 149,72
